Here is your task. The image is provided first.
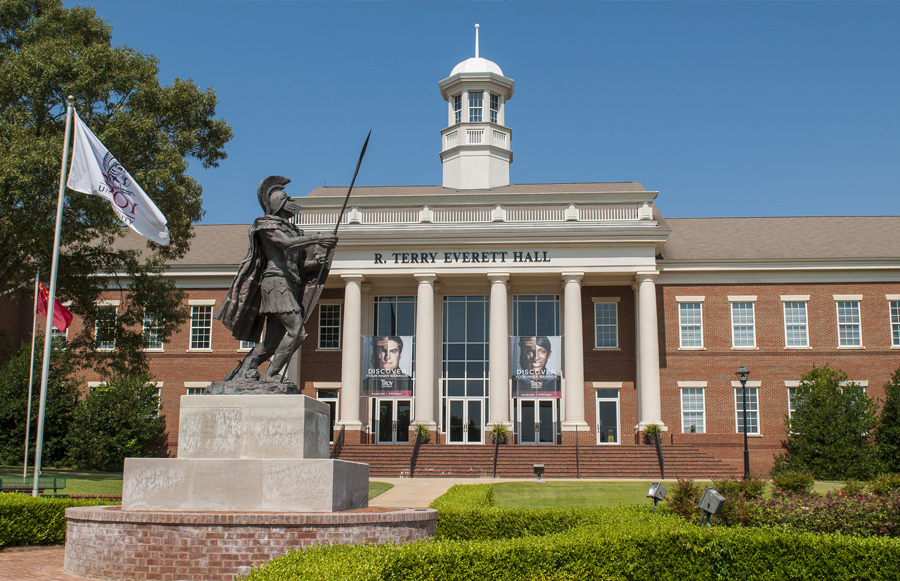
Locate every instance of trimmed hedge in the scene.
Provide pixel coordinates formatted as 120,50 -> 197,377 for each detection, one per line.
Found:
244,513 -> 900,580
0,493 -> 118,547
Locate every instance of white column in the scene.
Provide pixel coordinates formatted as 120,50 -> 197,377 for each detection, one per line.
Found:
632,280 -> 642,418
561,272 -> 588,430
488,273 -> 511,428
635,271 -> 664,429
338,274 -> 364,432
414,273 -> 438,429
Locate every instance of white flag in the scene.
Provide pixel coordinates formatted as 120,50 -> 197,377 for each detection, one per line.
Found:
66,111 -> 170,245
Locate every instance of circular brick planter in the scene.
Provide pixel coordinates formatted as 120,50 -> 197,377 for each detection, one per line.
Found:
65,505 -> 437,581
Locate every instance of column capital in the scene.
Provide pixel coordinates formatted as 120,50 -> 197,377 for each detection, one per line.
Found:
561,271 -> 584,283
487,272 -> 510,283
634,270 -> 659,282
341,273 -> 365,283
413,273 -> 438,283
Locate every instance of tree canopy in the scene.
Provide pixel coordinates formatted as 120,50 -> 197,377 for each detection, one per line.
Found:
876,367 -> 900,473
0,0 -> 231,373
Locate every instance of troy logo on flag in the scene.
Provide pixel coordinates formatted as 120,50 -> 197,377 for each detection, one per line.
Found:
99,152 -> 139,225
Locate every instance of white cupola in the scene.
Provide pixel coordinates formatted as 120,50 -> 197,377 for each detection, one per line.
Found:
439,24 -> 515,190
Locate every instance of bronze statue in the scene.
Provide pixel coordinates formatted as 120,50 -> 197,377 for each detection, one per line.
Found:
215,176 -> 337,385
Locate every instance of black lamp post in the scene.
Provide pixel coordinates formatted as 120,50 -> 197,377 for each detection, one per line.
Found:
736,364 -> 750,479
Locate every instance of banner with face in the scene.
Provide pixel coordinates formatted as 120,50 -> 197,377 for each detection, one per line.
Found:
362,335 -> 414,397
511,335 -> 562,398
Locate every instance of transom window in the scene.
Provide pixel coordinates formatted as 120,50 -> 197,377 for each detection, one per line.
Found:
730,301 -> 756,348
678,302 -> 704,348
836,300 -> 862,347
142,311 -> 164,351
490,94 -> 500,123
891,300 -> 900,347
468,91 -> 483,122
318,303 -> 342,350
735,387 -> 760,435
95,305 -> 117,351
680,388 -> 706,433
512,295 -> 560,336
189,305 -> 213,350
442,296 -> 489,399
374,296 -> 416,336
593,301 -> 618,349
783,301 -> 809,347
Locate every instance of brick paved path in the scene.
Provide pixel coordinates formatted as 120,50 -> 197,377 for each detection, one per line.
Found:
0,546 -> 86,581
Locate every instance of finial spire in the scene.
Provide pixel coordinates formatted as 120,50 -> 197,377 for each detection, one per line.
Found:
475,23 -> 480,58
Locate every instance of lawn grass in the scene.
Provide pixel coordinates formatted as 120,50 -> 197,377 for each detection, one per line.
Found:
368,481 -> 393,500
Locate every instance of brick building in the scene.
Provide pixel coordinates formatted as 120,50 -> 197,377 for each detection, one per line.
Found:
65,41 -> 899,477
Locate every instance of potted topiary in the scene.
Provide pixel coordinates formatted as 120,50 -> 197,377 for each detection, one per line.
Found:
643,423 -> 661,445
413,424 -> 431,444
490,423 -> 509,444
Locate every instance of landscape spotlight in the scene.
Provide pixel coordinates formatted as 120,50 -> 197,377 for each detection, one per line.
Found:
533,464 -> 545,482
697,487 -> 725,527
646,482 -> 667,512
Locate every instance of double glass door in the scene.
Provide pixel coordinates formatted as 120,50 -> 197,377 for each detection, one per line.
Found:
517,399 -> 557,444
375,399 -> 411,444
446,399 -> 483,444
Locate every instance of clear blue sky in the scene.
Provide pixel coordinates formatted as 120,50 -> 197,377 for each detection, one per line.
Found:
65,1 -> 899,225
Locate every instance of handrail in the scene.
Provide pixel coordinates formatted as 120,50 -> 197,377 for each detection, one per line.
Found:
654,433 -> 666,479
330,425 -> 346,459
575,425 -> 581,479
492,435 -> 501,478
409,431 -> 423,478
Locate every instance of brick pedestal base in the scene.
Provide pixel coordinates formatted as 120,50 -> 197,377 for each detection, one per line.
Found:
65,505 -> 436,581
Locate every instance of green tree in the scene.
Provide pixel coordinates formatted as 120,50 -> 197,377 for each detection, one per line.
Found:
0,337 -> 80,467
876,367 -> 900,473
777,366 -> 879,480
65,372 -> 168,472
0,0 -> 231,374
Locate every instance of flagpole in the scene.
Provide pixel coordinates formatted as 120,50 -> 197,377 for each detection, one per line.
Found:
23,270 -> 40,479
32,96 -> 75,497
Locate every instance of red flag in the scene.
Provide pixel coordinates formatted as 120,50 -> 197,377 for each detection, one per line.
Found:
36,282 -> 73,332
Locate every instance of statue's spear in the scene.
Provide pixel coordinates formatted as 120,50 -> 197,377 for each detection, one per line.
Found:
301,130 -> 371,324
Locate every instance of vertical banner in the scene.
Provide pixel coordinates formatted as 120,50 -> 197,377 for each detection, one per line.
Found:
362,335 -> 413,397
511,335 -> 562,398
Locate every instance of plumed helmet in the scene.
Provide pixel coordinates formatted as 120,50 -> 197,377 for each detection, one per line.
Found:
257,175 -> 291,215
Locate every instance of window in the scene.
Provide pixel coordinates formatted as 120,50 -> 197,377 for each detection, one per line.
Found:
452,95 -> 462,124
95,305 -> 117,350
891,299 -> 900,347
374,296 -> 416,336
730,300 -> 756,348
185,382 -> 209,396
680,388 -> 706,433
593,300 -> 618,349
836,299 -> 862,347
142,311 -> 164,351
787,387 -> 798,418
490,94 -> 500,123
442,295 -> 489,399
783,300 -> 809,347
734,386 -> 759,434
318,303 -> 342,350
513,295 -> 560,336
190,305 -> 213,350
677,300 -> 704,348
468,91 -> 483,122
239,340 -> 255,351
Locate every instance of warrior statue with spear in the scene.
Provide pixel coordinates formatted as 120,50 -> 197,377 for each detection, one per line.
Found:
213,133 -> 369,392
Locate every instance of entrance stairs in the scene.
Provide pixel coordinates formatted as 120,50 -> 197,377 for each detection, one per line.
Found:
336,444 -> 741,479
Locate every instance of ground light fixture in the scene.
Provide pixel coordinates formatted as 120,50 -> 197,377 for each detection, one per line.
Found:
533,464 -> 545,482
697,487 -> 725,526
736,364 -> 751,479
646,482 -> 667,512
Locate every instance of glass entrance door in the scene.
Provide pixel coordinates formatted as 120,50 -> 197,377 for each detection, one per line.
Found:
517,399 -> 556,444
595,389 -> 620,445
375,399 -> 411,444
446,399 -> 483,444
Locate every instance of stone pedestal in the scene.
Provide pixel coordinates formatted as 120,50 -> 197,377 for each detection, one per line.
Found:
120,395 -> 368,512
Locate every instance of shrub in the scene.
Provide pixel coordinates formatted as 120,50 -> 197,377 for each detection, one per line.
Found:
842,479 -> 867,496
876,367 -> 900,473
65,372 -> 168,471
414,424 -> 431,443
771,469 -> 815,496
711,477 -> 766,500
642,423 -> 661,444
778,366 -> 878,480
871,474 -> 900,496
666,477 -> 702,519
0,494 -> 117,547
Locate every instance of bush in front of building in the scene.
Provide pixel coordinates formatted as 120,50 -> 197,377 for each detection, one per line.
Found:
870,473 -> 900,496
771,469 -> 815,495
65,373 -> 168,472
876,367 -> 900,473
0,338 -> 80,466
242,511 -> 900,581
0,493 -> 117,547
776,366 -> 879,480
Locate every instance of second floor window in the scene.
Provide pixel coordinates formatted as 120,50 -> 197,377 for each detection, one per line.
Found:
730,302 -> 756,348
318,303 -> 342,350
594,301 -> 618,348
836,301 -> 862,347
142,311 -> 164,351
678,302 -> 703,348
783,301 -> 809,347
190,305 -> 213,350
892,300 -> 900,347
95,305 -> 117,351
